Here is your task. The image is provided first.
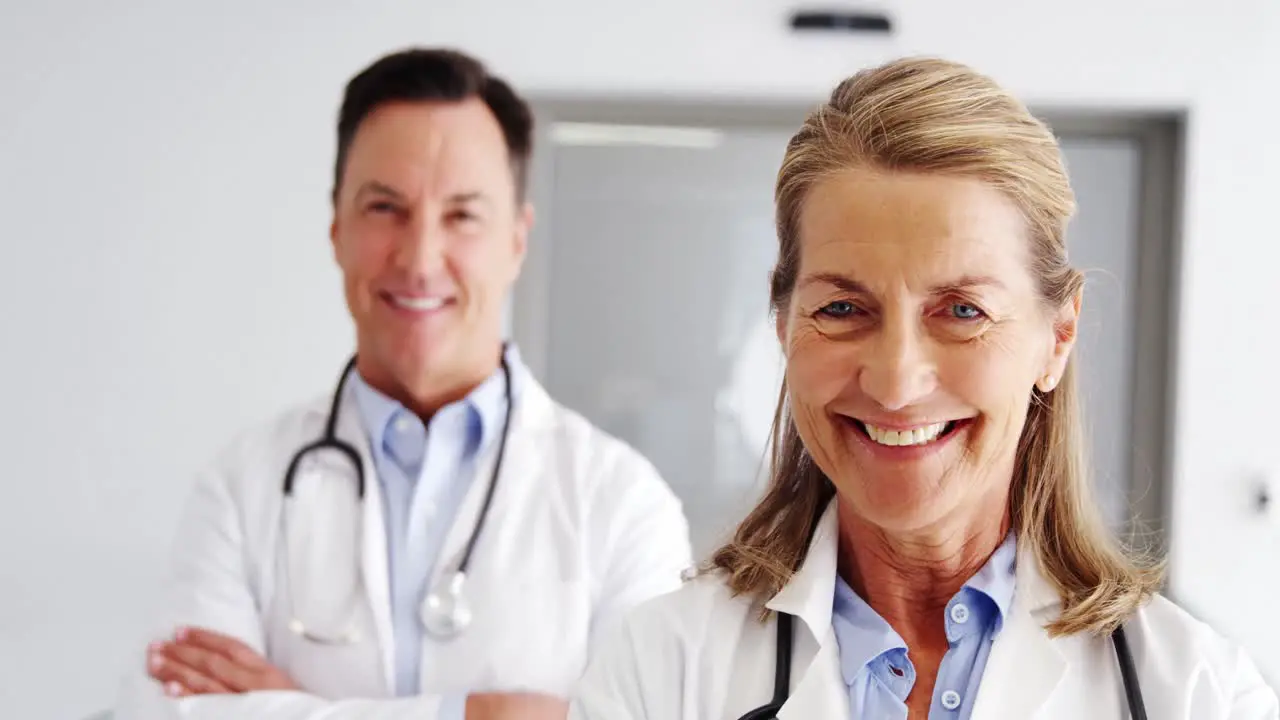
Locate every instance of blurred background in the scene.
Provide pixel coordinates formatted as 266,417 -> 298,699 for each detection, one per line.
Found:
1,1 -> 1278,717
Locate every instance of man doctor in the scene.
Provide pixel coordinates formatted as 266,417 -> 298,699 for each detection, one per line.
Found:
114,47 -> 692,720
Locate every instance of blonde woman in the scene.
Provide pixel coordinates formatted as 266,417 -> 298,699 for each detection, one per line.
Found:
569,58 -> 1277,719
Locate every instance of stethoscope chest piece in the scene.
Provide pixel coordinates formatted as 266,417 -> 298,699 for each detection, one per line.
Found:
421,571 -> 472,640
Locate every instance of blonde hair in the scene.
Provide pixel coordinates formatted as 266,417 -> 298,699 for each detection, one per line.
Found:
709,57 -> 1163,637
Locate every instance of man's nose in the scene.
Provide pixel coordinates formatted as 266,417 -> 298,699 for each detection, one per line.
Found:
392,215 -> 445,275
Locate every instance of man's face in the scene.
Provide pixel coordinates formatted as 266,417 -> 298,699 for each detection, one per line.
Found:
330,98 -> 530,399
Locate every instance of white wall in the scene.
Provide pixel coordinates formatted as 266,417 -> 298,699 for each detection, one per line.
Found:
2,1 -> 1277,717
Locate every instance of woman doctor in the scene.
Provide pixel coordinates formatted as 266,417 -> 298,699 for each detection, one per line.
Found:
570,57 -> 1279,719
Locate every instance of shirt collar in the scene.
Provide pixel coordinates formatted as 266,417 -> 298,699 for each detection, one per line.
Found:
827,529 -> 1019,685
962,531 -> 1018,631
348,343 -> 523,462
771,499 -> 1061,677
350,372 -> 402,455
831,575 -> 906,686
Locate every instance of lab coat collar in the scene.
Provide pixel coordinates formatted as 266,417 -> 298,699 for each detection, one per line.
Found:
1013,543 -> 1067,616
764,498 -> 1070,719
762,501 -> 848,718
764,500 -> 840,643
763,499 -> 1064,628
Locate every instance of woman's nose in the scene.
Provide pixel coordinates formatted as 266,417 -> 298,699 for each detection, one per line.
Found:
858,318 -> 937,411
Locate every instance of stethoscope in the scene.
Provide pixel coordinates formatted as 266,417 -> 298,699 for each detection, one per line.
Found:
280,351 -> 514,644
738,610 -> 1148,720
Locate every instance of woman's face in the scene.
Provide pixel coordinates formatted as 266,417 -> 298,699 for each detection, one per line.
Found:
779,168 -> 1078,535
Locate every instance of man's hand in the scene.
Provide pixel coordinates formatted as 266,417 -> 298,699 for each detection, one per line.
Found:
147,627 -> 299,697
465,692 -> 568,720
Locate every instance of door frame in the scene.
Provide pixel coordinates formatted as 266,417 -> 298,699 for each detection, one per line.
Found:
1038,114 -> 1185,566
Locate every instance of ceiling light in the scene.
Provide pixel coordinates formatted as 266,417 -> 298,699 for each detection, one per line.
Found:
550,122 -> 724,149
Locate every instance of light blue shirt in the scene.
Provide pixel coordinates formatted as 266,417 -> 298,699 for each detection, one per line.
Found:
349,345 -> 520,706
831,533 -> 1017,719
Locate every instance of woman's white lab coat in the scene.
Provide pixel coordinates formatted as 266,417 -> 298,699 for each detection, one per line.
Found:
114,369 -> 693,719
571,502 -> 1278,720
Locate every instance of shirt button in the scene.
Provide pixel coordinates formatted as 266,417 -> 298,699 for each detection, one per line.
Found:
394,416 -> 414,433
950,603 -> 970,624
941,690 -> 961,710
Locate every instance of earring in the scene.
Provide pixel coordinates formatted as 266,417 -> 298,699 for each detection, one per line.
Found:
1037,374 -> 1057,392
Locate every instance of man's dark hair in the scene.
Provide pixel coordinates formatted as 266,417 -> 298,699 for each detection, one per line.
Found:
333,48 -> 534,201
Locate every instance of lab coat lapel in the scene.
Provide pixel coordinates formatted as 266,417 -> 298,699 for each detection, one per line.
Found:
776,631 -> 848,719
766,502 -> 851,718
332,388 -> 398,693
430,368 -> 555,586
969,547 -> 1067,720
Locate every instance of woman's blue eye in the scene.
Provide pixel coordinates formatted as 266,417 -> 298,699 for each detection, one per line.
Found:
819,301 -> 857,318
951,303 -> 982,320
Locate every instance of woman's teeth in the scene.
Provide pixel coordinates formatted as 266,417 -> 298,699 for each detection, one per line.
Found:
861,421 -> 950,447
391,295 -> 446,311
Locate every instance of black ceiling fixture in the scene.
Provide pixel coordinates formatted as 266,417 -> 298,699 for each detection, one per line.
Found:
789,9 -> 893,34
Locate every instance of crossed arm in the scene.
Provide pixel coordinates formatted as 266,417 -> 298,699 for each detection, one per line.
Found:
146,626 -> 297,698
113,466 -> 568,720
143,627 -> 563,719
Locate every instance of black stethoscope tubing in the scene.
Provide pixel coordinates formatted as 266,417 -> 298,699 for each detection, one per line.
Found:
282,351 -> 514,578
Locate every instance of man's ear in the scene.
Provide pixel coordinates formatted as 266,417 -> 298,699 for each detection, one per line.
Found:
510,201 -> 534,279
1038,289 -> 1082,391
515,202 -> 533,259
329,186 -> 342,255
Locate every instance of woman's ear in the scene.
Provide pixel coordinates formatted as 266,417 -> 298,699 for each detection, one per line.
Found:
1038,289 -> 1082,392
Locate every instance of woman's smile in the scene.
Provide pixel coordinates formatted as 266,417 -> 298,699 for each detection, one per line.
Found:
839,414 -> 976,461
